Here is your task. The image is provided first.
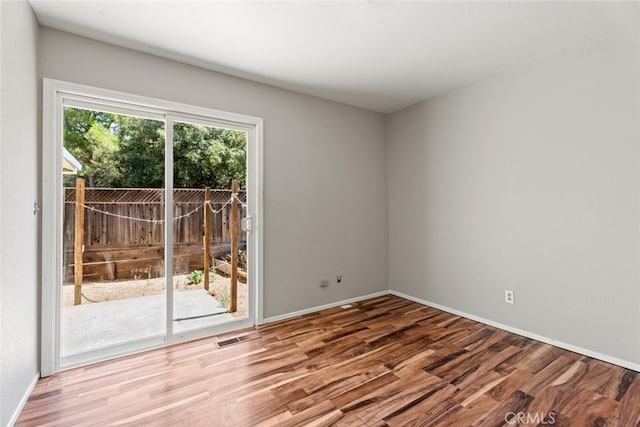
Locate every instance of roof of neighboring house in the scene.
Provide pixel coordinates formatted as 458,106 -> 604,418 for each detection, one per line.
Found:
63,147 -> 83,174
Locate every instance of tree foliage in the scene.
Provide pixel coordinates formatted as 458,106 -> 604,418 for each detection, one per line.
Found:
111,115 -> 166,188
63,108 -> 119,187
173,121 -> 246,189
63,107 -> 247,189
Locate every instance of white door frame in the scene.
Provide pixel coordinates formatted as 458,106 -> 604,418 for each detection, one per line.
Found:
41,78 -> 264,376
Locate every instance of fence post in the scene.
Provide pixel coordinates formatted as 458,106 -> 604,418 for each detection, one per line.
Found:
74,178 -> 85,305
230,180 -> 238,312
203,186 -> 211,291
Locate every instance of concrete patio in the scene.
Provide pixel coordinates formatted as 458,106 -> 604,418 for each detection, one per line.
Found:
62,289 -> 235,356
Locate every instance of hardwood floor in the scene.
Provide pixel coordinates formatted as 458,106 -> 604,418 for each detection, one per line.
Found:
17,295 -> 640,426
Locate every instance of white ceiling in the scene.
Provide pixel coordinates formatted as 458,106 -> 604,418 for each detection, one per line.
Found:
29,1 -> 639,113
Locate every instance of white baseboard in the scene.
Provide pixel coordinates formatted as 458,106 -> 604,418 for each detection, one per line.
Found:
7,371 -> 39,427
389,290 -> 640,373
261,291 -> 389,324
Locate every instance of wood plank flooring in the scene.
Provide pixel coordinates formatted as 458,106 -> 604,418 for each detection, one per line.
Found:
17,295 -> 640,426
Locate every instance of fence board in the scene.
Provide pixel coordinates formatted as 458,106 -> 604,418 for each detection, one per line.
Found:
63,188 -> 246,282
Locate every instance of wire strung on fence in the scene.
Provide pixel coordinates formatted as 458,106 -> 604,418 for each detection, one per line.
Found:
207,193 -> 247,211
75,194 -> 246,224
233,193 -> 248,209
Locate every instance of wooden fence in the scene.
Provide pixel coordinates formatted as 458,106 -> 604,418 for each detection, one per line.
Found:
63,187 -> 246,284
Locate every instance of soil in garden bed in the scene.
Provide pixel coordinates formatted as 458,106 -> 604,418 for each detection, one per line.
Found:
63,273 -> 248,319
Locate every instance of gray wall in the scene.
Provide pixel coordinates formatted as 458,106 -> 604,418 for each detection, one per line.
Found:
0,1 -> 40,425
38,28 -> 388,320
387,27 -> 640,365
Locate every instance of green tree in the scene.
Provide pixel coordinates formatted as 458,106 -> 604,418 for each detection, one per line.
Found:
111,115 -> 166,188
63,107 -> 119,187
173,122 -> 246,189
63,107 -> 247,189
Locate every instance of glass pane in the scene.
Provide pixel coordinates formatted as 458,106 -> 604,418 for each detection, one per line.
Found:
61,106 -> 166,358
171,120 -> 248,334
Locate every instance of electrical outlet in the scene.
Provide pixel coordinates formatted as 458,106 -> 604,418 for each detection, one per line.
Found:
505,290 -> 515,304
320,279 -> 329,288
337,275 -> 342,284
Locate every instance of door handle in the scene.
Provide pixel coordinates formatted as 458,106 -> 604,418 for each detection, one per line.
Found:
241,217 -> 253,232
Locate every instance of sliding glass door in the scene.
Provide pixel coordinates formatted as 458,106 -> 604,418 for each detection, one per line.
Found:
42,80 -> 262,374
170,118 -> 250,337
60,103 -> 168,366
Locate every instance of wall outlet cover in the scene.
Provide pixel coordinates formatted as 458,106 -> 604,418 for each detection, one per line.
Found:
505,290 -> 515,304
